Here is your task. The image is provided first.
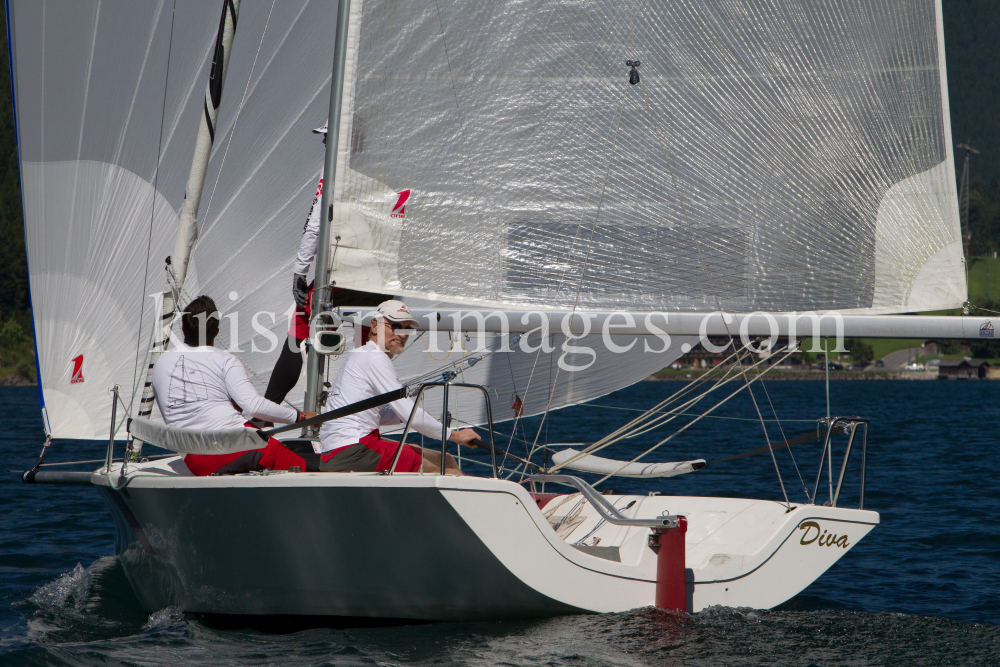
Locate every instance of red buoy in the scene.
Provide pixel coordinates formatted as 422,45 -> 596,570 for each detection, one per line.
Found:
653,516 -> 688,612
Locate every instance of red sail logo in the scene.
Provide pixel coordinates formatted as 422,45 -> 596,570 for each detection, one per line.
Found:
71,355 -> 85,384
390,189 -> 410,219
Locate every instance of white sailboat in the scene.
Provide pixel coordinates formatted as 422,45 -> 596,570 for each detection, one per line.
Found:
11,0 -> 995,621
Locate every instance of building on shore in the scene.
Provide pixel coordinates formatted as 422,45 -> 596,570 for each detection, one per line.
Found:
937,358 -> 991,380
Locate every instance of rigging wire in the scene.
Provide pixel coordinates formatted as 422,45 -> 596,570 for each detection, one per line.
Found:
744,358 -> 810,500
580,402 -> 818,423
551,346 -> 787,473
564,345 -> 747,458
636,76 -> 792,507
587,346 -> 799,486
131,0 -> 178,418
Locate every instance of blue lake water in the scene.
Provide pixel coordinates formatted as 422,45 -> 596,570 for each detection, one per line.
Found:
1,380 -> 998,666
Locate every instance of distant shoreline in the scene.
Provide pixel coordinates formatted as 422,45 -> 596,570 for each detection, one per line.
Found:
646,369 -> 946,381
0,376 -> 35,387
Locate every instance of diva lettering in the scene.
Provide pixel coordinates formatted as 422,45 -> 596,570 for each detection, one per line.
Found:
797,521 -> 849,549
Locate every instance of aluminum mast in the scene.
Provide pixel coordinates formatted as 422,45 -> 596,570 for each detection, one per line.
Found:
303,0 -> 353,420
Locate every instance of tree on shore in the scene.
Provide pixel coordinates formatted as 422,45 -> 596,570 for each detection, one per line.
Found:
845,338 -> 874,365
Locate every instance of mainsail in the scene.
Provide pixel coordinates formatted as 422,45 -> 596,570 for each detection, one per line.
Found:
329,0 -> 964,314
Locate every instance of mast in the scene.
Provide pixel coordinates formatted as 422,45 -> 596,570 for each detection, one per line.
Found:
172,0 -> 241,288
135,0 -> 241,424
304,0 -> 353,419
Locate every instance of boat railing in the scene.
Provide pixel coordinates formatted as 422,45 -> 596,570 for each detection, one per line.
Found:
391,381 -> 499,477
528,474 -> 680,529
811,416 -> 869,509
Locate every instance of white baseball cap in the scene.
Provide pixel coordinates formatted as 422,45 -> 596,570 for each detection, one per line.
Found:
375,300 -> 416,324
312,122 -> 328,134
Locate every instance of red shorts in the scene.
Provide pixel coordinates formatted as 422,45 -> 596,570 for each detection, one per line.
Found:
289,284 -> 314,340
321,429 -> 424,472
183,421 -> 307,476
289,286 -> 371,342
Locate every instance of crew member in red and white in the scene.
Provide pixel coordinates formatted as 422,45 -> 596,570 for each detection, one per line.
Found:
152,295 -> 315,476
318,300 -> 479,473
261,122 -> 327,407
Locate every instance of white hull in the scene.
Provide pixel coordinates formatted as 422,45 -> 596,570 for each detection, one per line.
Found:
93,459 -> 877,620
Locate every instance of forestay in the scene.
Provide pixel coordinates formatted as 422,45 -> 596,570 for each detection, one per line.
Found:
330,0 -> 963,314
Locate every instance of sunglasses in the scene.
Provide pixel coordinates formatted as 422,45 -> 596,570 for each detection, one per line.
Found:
382,320 -> 417,335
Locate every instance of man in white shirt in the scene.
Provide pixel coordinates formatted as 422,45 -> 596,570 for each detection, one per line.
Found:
152,295 -> 315,476
318,300 -> 479,473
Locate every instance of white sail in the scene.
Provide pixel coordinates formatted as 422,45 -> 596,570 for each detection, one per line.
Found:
9,1 -> 223,438
11,1 -> 673,439
329,1 -> 964,314
163,2 -> 688,430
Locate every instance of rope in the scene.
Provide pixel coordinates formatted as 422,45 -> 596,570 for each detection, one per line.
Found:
753,359 -> 810,501
22,455 -> 175,468
581,402 -> 818,423
570,346 -> 746,455
968,302 -> 1000,316
423,330 -> 453,361
504,339 -> 545,475
551,347 -> 783,473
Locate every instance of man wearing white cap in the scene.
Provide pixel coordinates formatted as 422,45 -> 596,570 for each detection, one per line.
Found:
318,300 -> 480,473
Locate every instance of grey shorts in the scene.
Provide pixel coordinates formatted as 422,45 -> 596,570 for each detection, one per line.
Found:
318,443 -> 382,472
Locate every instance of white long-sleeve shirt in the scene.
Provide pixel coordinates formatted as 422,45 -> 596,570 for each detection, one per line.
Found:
152,343 -> 298,430
292,169 -> 324,276
319,341 -> 451,454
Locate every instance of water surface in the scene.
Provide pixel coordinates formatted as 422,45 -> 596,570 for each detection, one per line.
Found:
2,381 -> 998,666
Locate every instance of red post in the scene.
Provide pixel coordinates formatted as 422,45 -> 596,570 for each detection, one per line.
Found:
654,516 -> 687,612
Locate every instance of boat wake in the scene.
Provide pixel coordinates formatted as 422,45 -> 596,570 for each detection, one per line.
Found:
3,565 -> 998,667
9,557 -> 148,647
